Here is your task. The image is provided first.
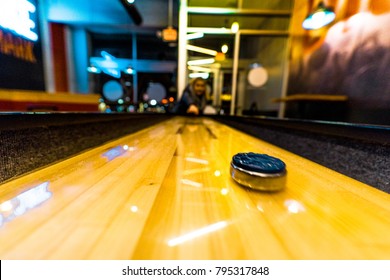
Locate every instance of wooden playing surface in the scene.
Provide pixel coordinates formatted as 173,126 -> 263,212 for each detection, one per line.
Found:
1,116 -> 390,260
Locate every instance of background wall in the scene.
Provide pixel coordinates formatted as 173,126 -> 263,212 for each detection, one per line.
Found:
288,0 -> 390,124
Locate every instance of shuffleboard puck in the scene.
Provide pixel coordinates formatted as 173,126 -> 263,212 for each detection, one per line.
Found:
230,152 -> 286,191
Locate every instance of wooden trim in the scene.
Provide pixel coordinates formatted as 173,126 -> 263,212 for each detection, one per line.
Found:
0,90 -> 100,111
273,94 -> 348,102
0,90 -> 100,105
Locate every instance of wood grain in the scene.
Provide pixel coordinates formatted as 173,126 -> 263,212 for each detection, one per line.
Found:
0,117 -> 389,259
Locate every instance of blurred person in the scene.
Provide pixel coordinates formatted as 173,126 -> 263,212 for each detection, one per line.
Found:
173,77 -> 207,115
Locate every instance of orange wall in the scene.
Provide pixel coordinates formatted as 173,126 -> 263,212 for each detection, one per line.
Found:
288,0 -> 390,112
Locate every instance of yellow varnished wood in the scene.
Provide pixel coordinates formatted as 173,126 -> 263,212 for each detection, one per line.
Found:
0,89 -> 100,105
272,94 -> 348,102
0,116 -> 390,259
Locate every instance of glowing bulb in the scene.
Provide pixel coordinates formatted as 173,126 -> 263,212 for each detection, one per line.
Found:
313,11 -> 326,21
87,66 -> 101,74
231,22 -> 239,33
302,4 -> 336,30
221,44 -> 228,54
98,102 -> 106,112
124,67 -> 134,74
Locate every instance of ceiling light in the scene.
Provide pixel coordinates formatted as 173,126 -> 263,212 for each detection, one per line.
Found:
162,27 -> 177,42
302,2 -> 335,30
189,72 -> 210,79
87,65 -> 101,74
231,21 -> 239,33
101,51 -> 115,60
186,32 -> 204,40
186,45 -> 218,56
187,58 -> 215,66
221,44 -> 228,53
188,66 -> 213,73
124,67 -> 134,75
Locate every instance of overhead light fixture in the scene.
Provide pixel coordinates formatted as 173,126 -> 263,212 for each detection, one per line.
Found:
104,69 -> 121,79
186,32 -> 204,41
187,58 -> 215,66
189,72 -> 210,79
302,2 -> 336,30
101,51 -> 115,60
221,44 -> 228,54
124,66 -> 134,75
87,65 -> 101,74
186,45 -> 218,56
231,21 -> 239,33
188,66 -> 213,73
161,0 -> 177,42
186,32 -> 204,40
90,51 -> 121,78
247,63 -> 268,88
162,26 -> 177,42
119,0 -> 142,25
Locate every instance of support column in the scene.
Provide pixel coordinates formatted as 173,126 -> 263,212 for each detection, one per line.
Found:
177,0 -> 188,99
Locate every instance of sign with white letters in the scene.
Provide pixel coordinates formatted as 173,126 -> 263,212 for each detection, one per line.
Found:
0,0 -> 38,41
0,0 -> 45,90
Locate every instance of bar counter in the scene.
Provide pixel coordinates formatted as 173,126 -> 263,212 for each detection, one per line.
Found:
1,116 -> 390,259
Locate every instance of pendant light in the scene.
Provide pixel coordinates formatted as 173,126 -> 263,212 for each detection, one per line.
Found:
302,2 -> 336,30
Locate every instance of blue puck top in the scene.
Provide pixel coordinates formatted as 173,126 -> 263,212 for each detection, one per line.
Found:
232,152 -> 286,174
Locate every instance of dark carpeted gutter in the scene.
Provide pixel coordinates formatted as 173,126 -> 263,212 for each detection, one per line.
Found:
211,115 -> 390,194
0,112 -> 172,184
